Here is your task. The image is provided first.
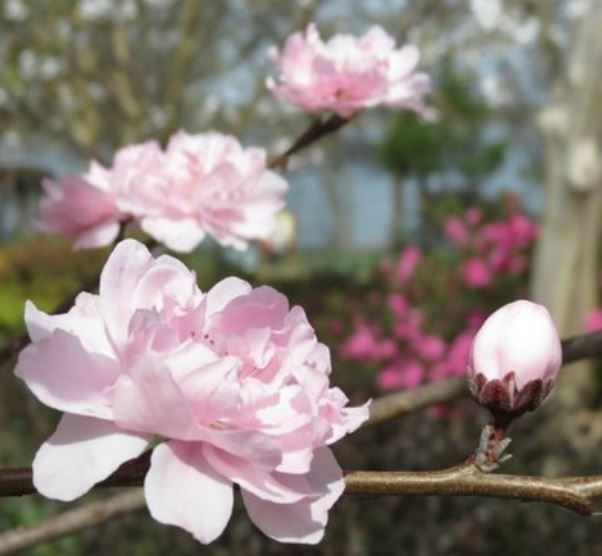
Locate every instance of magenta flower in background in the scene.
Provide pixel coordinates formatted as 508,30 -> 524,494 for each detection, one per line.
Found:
267,23 -> 433,118
15,239 -> 368,545
468,300 -> 562,416
396,246 -> 422,282
586,308 -> 602,332
341,324 -> 381,360
462,257 -> 492,288
443,216 -> 470,248
36,132 -> 288,254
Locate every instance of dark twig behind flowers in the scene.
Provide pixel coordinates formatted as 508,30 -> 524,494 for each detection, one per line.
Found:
268,114 -> 350,170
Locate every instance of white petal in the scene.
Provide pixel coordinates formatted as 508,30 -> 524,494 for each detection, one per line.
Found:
33,414 -> 149,501
242,447 -> 344,544
144,441 -> 233,544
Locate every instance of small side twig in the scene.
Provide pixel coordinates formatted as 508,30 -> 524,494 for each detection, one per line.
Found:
268,114 -> 350,170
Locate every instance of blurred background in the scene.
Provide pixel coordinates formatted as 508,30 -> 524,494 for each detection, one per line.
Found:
1,0 -> 602,554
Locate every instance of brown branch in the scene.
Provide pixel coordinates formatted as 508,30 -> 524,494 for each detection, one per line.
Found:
368,375 -> 467,424
343,463 -> 600,516
561,329 -> 602,364
268,114 -> 351,170
3,462 -> 602,555
0,490 -> 146,556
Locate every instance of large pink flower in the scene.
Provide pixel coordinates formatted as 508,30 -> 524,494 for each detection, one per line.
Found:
120,131 -> 288,252
15,239 -> 368,545
36,133 -> 288,253
267,24 -> 432,118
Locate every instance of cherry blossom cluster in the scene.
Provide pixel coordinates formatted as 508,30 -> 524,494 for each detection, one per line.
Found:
15,239 -> 369,544
267,23 -> 433,118
37,131 -> 288,253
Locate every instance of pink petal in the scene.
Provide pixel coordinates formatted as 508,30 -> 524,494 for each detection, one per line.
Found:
203,277 -> 252,319
202,445 -> 311,504
73,220 -> 121,250
112,354 -> 202,440
99,239 -> 154,345
144,441 -> 233,544
33,414 -> 148,501
242,447 -> 344,544
140,217 -> 206,253
15,329 -> 118,418
24,300 -> 114,358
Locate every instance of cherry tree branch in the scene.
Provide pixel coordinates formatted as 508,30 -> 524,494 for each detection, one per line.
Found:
2,462 -> 602,555
343,464 -> 602,516
268,113 -> 351,170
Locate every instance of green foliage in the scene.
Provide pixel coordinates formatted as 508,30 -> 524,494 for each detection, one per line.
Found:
377,61 -> 507,183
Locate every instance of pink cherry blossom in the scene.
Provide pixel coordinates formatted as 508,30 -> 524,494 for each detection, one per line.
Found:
267,24 -> 432,118
121,132 -> 288,252
36,133 -> 288,253
468,300 -> 562,415
15,239 -> 368,545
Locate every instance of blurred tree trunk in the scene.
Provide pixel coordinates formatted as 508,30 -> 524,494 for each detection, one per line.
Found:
323,147 -> 351,251
390,175 -> 405,247
531,2 -> 602,406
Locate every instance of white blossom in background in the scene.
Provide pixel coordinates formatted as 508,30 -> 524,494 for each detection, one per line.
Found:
470,0 -> 502,31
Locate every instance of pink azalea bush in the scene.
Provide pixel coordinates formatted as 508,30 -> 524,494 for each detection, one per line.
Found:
585,308 -> 602,332
444,204 -> 537,289
15,239 -> 369,545
37,132 -> 288,253
267,23 -> 433,118
334,200 -> 538,396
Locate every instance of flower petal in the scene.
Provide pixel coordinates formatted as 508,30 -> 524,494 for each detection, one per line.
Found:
140,217 -> 206,253
144,441 -> 233,544
15,329 -> 118,418
24,300 -> 114,358
33,414 -> 148,501
241,447 -> 344,544
98,239 -> 154,344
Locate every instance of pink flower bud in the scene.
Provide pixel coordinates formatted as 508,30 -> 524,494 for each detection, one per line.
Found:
468,300 -> 562,417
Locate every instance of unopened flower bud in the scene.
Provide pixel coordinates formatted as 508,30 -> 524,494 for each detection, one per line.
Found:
468,300 -> 562,418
